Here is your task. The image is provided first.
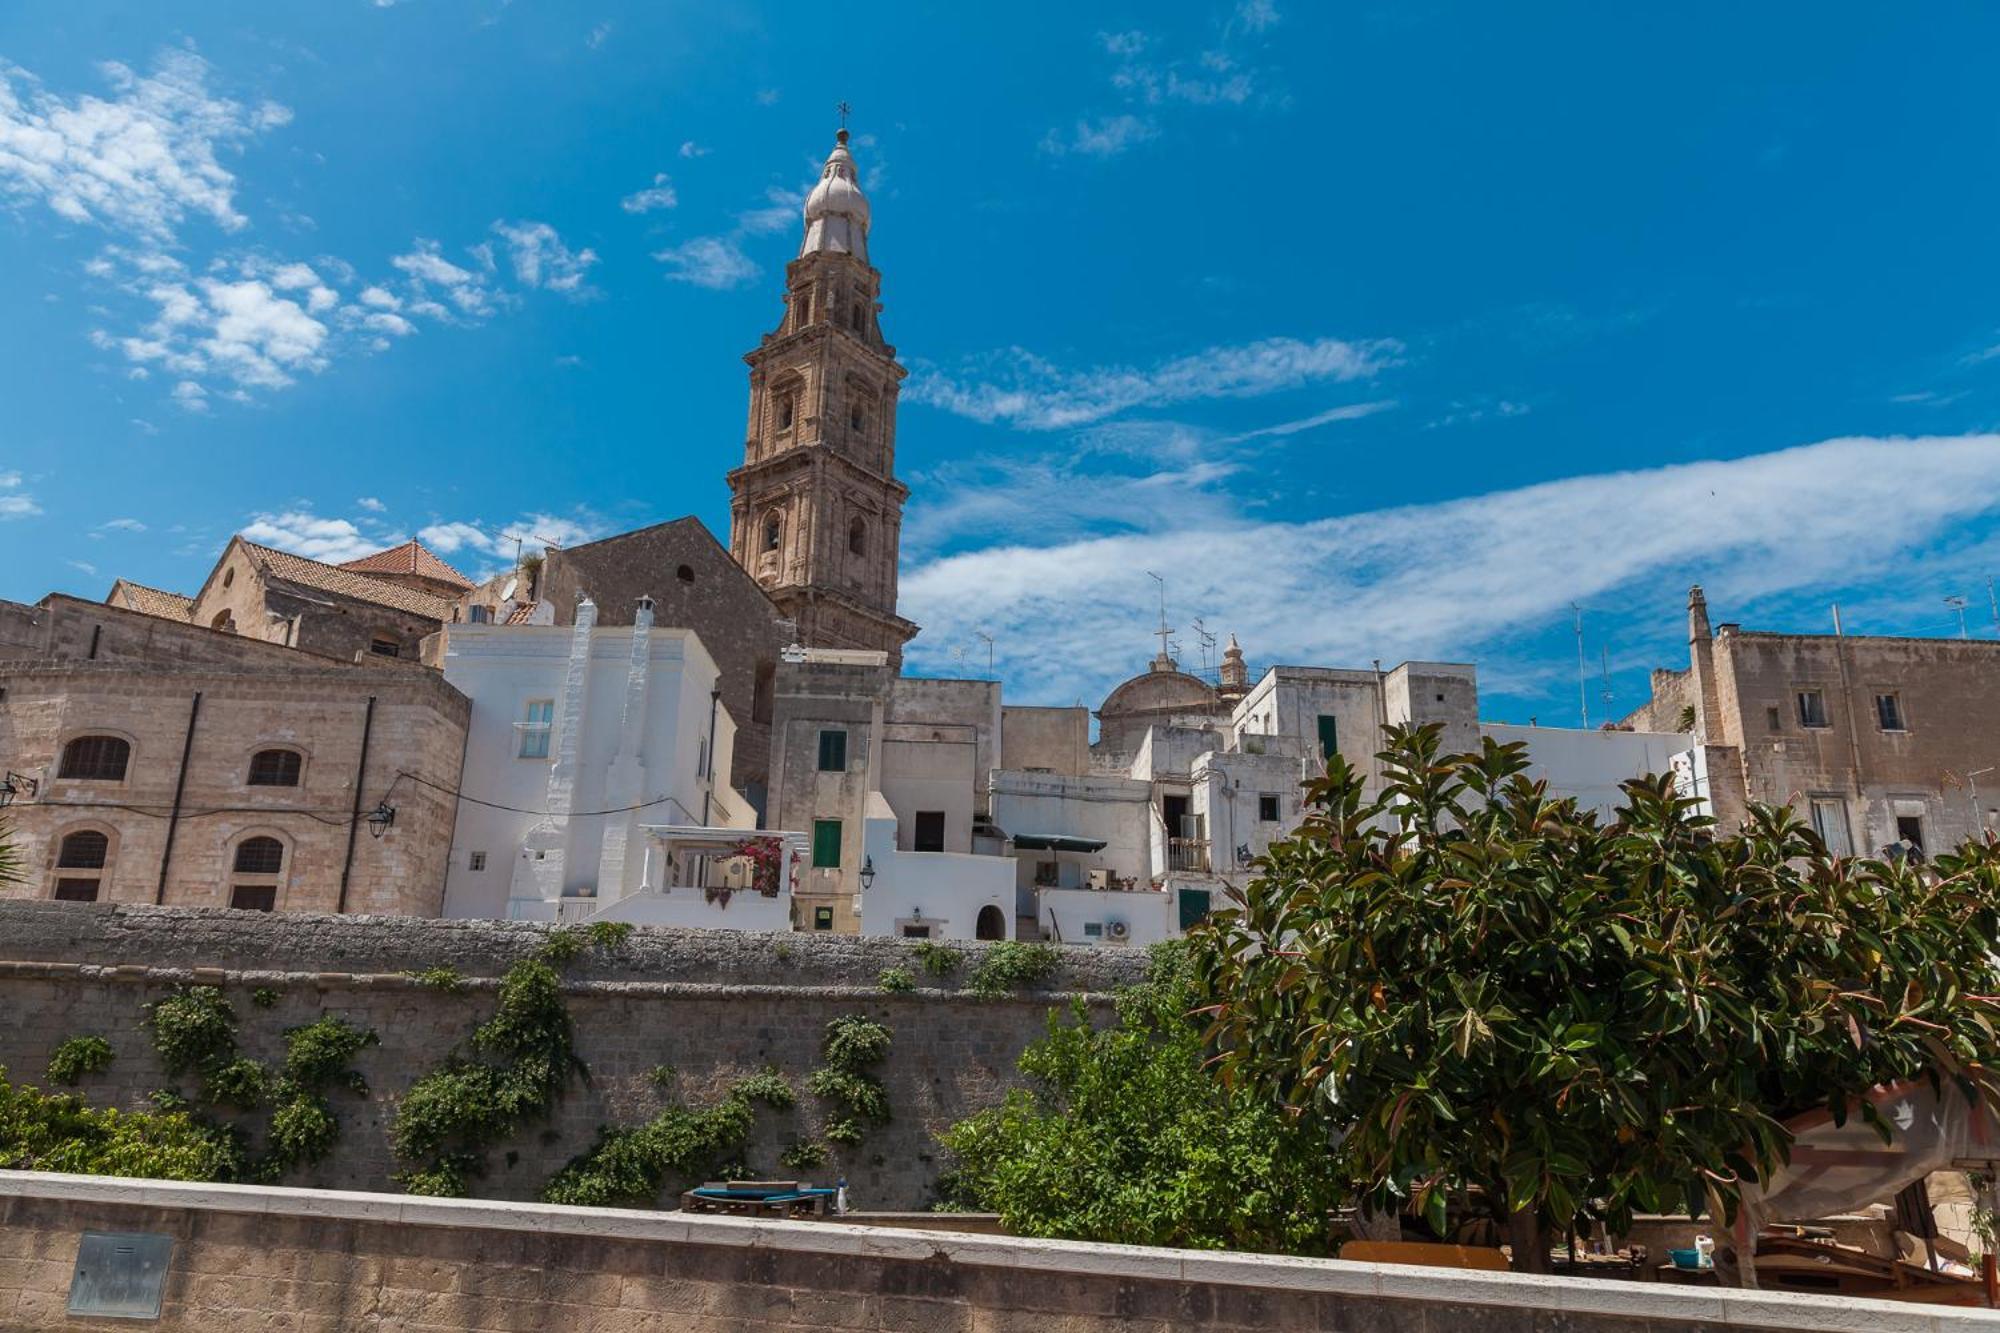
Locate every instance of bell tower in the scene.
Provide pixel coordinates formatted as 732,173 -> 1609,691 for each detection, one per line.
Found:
727,126 -> 918,664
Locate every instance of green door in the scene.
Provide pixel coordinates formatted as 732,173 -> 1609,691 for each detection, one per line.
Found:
1317,713 -> 1339,765
1178,888 -> 1212,932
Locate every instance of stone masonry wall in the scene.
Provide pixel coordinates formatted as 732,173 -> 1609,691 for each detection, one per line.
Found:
0,902 -> 1146,1210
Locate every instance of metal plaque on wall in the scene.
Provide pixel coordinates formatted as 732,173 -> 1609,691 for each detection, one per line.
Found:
67,1230 -> 174,1320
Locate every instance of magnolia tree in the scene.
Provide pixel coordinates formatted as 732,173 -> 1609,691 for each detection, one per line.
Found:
1199,724 -> 2000,1271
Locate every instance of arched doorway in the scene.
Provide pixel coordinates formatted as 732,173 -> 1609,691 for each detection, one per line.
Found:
975,904 -> 1006,941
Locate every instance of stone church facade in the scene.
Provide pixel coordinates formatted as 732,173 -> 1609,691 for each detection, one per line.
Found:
726,128 -> 919,665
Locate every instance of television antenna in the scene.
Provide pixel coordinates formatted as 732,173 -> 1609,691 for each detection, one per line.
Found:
1191,617 -> 1218,675
973,630 -> 995,675
1947,595 -> 1970,639
1144,571 -> 1174,664
1599,644 -> 1614,717
1571,602 -> 1589,729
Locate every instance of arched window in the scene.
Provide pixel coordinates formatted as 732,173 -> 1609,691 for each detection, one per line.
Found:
763,512 -> 783,552
850,404 -> 866,432
975,904 -> 1007,941
848,517 -> 867,556
210,610 -> 236,634
59,736 -> 130,782
247,749 -> 303,788
792,288 -> 812,329
230,836 -> 285,911
222,567 -> 235,590
53,829 -> 111,902
777,396 -> 795,431
676,564 -> 695,584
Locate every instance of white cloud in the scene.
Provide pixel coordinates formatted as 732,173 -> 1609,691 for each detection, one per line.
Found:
908,335 -> 1401,430
356,496 -> 385,512
736,185 -> 805,235
900,435 -> 2000,708
171,379 -> 208,412
0,469 -> 38,519
417,511 -> 605,562
755,88 -> 780,106
1041,114 -> 1157,158
621,172 -> 677,213
1101,31 -> 1149,56
492,219 -> 598,296
0,50 -> 288,242
653,235 -> 759,290
390,238 -> 500,316
239,510 -> 387,563
68,560 -> 99,576
1233,0 -> 1280,33
357,285 -> 400,310
587,21 -> 613,48
97,517 -> 147,533
678,140 -> 709,159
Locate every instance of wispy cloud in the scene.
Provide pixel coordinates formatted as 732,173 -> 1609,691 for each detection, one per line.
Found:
901,435 -> 2000,707
92,517 -> 147,536
620,172 -> 677,213
240,509 -> 393,563
586,21 -> 613,49
356,496 -> 386,513
0,49 -> 289,242
416,511 -> 605,569
679,140 -> 709,159
0,470 -> 39,519
653,235 -> 759,290
908,335 -> 1401,430
492,219 -> 598,297
1040,114 -> 1157,158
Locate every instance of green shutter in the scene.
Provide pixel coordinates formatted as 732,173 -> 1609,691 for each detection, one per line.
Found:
817,729 -> 847,772
812,819 -> 842,868
1316,714 -> 1339,763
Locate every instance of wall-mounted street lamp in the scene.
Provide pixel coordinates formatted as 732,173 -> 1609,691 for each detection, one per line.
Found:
858,855 -> 876,890
365,801 -> 397,839
0,772 -> 38,809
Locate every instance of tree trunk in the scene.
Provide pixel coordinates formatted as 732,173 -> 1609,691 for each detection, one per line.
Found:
1506,1209 -> 1551,1273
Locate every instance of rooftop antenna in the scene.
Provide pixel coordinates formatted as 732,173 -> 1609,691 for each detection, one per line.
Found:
1599,644 -> 1614,719
1144,570 -> 1174,664
1191,617 -> 1218,676
1571,602 -> 1590,730
950,644 -> 967,678
1947,595 -> 1970,640
974,630 -> 995,675
1989,578 -> 1999,638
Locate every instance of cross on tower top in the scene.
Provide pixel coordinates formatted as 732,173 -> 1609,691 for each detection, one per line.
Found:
836,100 -> 852,130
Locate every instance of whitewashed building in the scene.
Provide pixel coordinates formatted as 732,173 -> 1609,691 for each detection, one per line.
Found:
438,597 -> 758,922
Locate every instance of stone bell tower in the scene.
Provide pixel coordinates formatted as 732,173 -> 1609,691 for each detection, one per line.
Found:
726,126 -> 919,664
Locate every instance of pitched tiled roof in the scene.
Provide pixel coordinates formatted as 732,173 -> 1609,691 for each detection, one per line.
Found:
504,601 -> 541,625
240,542 -> 455,620
337,539 -> 474,590
106,579 -> 194,622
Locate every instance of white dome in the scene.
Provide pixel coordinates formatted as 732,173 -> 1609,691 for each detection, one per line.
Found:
800,130 -> 870,261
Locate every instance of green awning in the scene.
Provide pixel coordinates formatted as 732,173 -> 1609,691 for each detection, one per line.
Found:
1010,833 -> 1108,853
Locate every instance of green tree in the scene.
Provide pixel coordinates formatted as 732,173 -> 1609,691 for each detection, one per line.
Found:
0,817 -> 22,889
941,942 -> 1347,1255
1201,724 -> 2000,1270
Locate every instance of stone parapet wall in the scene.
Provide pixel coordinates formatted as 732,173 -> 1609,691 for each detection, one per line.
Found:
3,1173 -> 1981,1333
0,902 -> 1146,1209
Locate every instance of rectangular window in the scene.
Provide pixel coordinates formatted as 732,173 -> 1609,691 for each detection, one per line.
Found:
469,605 -> 491,624
817,729 -> 848,772
1875,693 -> 1906,731
53,878 -> 100,903
1083,922 -> 1103,939
369,636 -> 400,658
468,851 -> 487,872
1809,797 -> 1852,857
1766,705 -> 1782,732
913,810 -> 946,853
1796,690 -> 1829,729
1316,713 -> 1339,762
1258,794 -> 1280,822
519,699 -> 554,759
1897,814 -> 1925,854
1034,860 -> 1059,887
229,885 -> 277,912
811,819 -> 842,869
900,924 -> 931,939
813,906 -> 834,931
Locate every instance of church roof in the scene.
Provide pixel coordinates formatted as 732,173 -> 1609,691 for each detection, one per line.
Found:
337,539 -> 474,590
1096,658 -> 1220,721
239,541 -> 456,620
106,579 -> 194,622
801,128 -> 870,261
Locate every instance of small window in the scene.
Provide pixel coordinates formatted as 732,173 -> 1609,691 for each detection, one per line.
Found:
519,699 -> 554,759
1809,797 -> 1852,857
247,749 -> 302,787
850,304 -> 866,333
676,564 -> 695,584
1766,705 -> 1782,732
913,810 -> 946,853
229,885 -> 277,912
1875,693 -> 1905,732
1083,922 -> 1103,939
222,567 -> 235,589
793,290 -> 811,328
369,635 -> 400,658
763,513 -> 783,552
468,851 -> 487,872
1034,860 -> 1059,887
469,605 -> 491,624
211,610 -> 236,633
1258,794 -> 1280,822
777,397 -> 795,430
1316,714 -> 1338,762
233,837 -> 285,876
1897,815 -> 1926,854
848,517 -> 867,556
817,729 -> 847,772
813,906 -> 834,931
59,735 -> 131,782
57,830 -> 109,869
53,880 -> 100,903
900,924 -> 931,939
1796,690 -> 1828,729
811,819 -> 842,869
850,404 -> 865,432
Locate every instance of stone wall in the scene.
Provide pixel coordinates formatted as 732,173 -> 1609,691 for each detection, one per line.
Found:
3,1173 -> 1974,1333
0,902 -> 1145,1210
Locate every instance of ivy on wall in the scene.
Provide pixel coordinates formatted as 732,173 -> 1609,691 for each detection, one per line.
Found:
540,1070 -> 796,1208
807,1015 -> 892,1146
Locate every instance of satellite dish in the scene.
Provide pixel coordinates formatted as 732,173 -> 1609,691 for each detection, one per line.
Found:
500,577 -> 518,601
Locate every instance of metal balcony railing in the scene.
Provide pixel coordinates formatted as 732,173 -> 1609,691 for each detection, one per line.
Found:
1166,838 -> 1210,874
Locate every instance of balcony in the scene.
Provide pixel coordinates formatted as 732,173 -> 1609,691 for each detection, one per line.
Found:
1166,837 -> 1210,874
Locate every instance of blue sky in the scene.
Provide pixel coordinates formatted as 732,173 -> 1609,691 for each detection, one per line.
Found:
4,2 -> 2000,723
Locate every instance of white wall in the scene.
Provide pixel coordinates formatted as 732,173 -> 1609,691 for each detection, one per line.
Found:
856,794 -> 1015,941
438,619 -> 750,920
1038,886 -> 1176,948
990,770 -> 1152,910
593,886 -> 794,933
1482,723 -> 1693,821
1192,749 -> 1309,876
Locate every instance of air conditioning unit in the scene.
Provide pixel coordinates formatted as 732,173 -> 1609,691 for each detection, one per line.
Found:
1105,919 -> 1130,942
1088,867 -> 1112,890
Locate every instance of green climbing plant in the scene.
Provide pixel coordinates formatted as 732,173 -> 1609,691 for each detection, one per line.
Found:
966,942 -> 1062,999
807,1014 -> 892,1145
0,1066 -> 241,1182
911,941 -> 962,978
877,966 -> 915,994
45,1037 -> 114,1087
541,1072 -> 797,1208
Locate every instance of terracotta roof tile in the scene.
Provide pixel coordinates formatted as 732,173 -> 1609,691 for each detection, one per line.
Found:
106,580 -> 194,622
337,539 -> 474,590
504,601 -> 541,625
240,542 -> 455,620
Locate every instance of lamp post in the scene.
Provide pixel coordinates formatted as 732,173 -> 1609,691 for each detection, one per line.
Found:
0,772 -> 37,808
365,801 -> 397,838
858,855 -> 876,891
